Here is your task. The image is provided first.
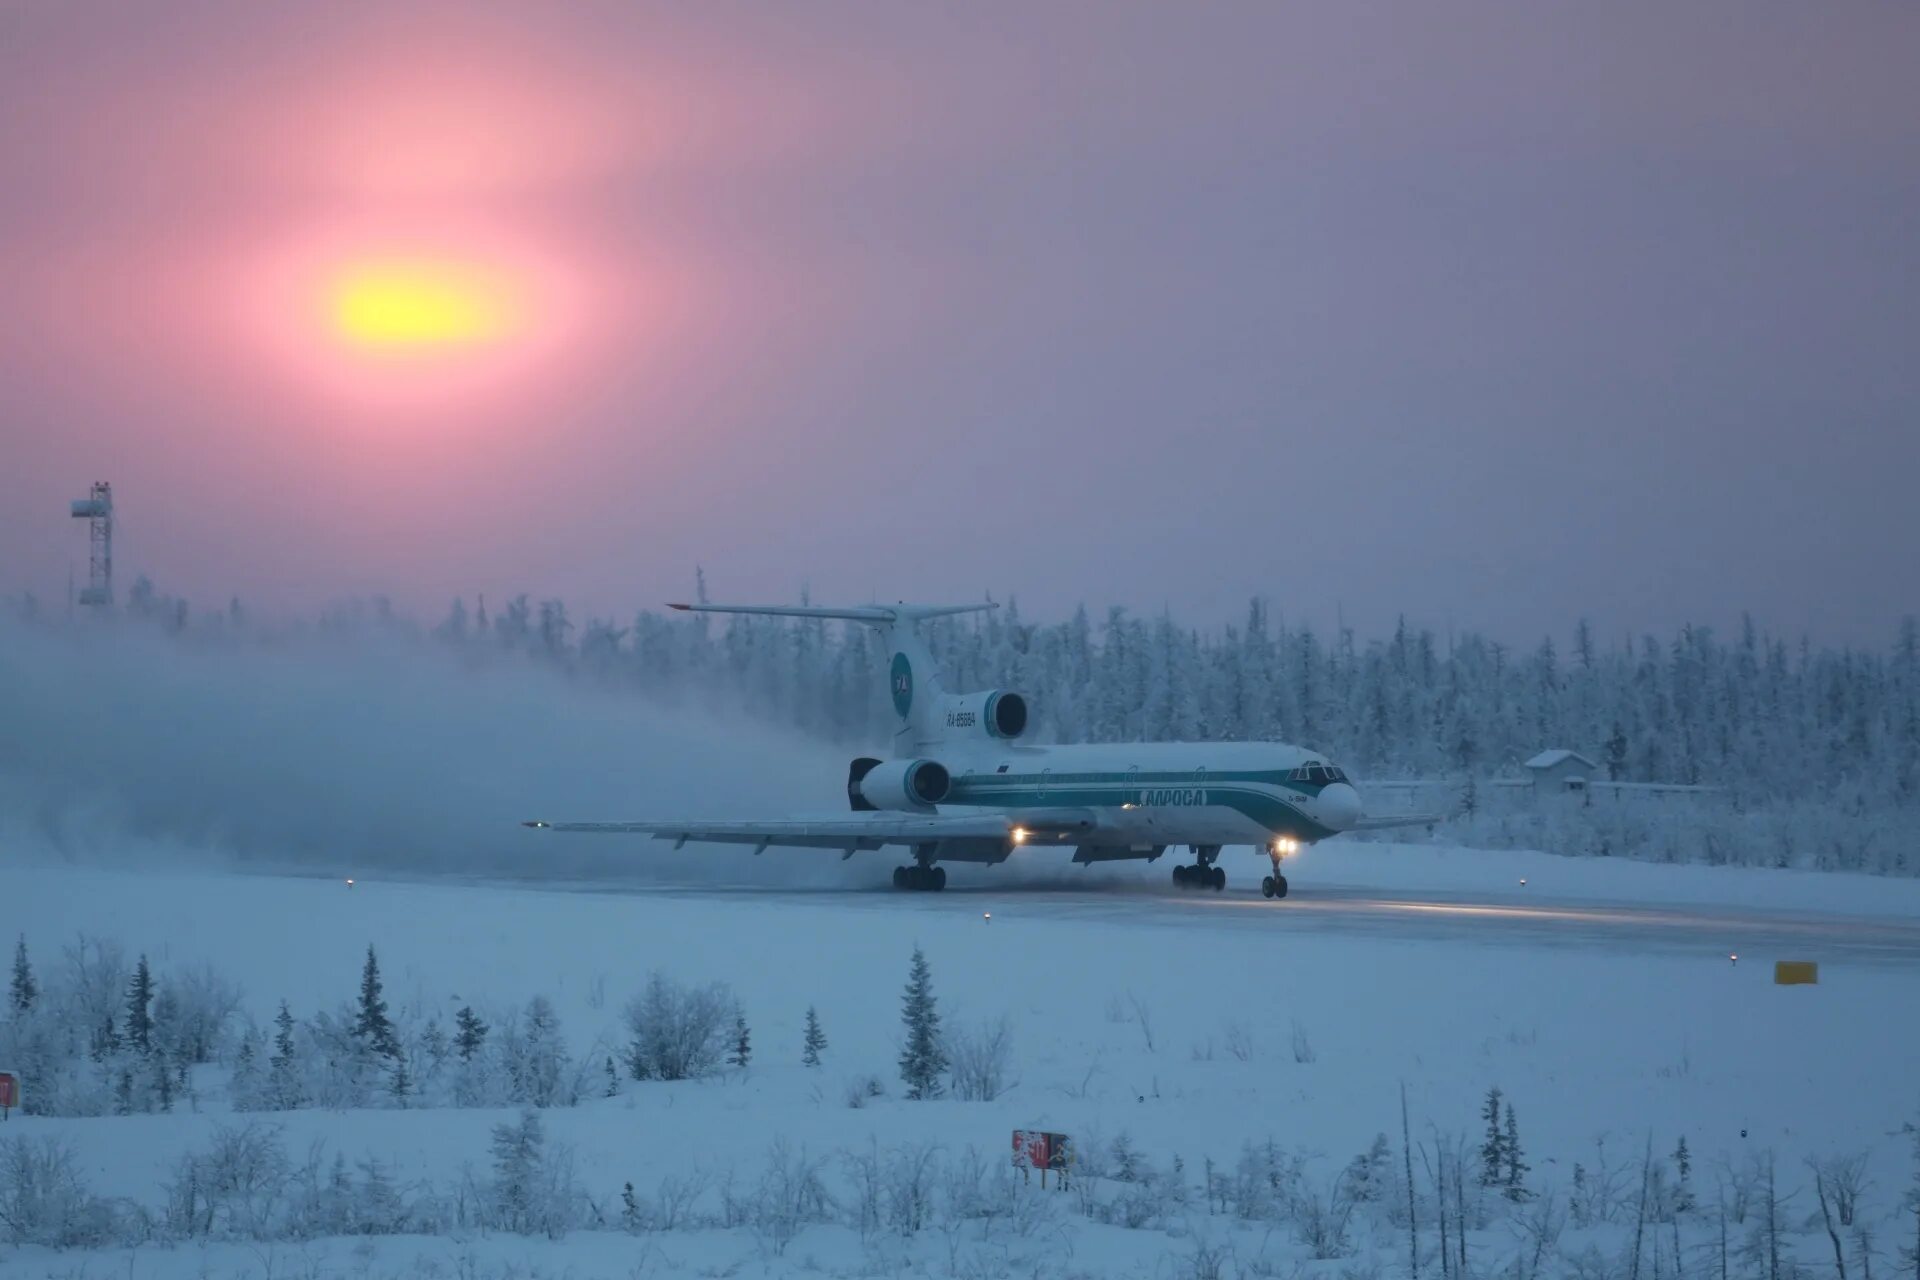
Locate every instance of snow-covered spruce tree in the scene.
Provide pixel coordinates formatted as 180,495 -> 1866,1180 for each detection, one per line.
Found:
486,1108 -> 577,1236
1673,1136 -> 1695,1214
802,1005 -> 827,1067
729,1010 -> 751,1070
1504,1105 -> 1530,1201
1343,1134 -> 1394,1204
227,1028 -> 267,1110
354,945 -> 399,1060
8,935 -> 34,1015
267,999 -> 303,1110
388,1052 -> 412,1107
898,946 -> 947,1100
1480,1087 -> 1504,1186
123,955 -> 155,1056
454,1005 -> 488,1060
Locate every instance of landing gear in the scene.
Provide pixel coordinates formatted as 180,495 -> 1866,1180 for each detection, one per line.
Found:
1261,838 -> 1297,901
1172,846 -> 1225,892
892,860 -> 946,892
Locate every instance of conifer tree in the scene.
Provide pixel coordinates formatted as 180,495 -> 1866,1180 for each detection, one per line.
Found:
8,935 -> 35,1015
455,1006 -> 489,1061
269,999 -> 304,1109
273,1000 -> 297,1061
1480,1086 -> 1504,1185
1673,1136 -> 1695,1213
802,1005 -> 827,1067
124,954 -> 155,1055
729,1010 -> 751,1069
1503,1105 -> 1530,1201
898,946 -> 947,1099
355,945 -> 399,1059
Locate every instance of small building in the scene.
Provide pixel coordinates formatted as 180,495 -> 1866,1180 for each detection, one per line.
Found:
1523,749 -> 1599,794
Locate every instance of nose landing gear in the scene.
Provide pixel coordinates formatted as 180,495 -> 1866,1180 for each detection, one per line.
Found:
1172,846 -> 1225,891
1262,838 -> 1297,900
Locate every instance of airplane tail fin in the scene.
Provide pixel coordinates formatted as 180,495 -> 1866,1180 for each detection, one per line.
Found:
664,601 -> 996,755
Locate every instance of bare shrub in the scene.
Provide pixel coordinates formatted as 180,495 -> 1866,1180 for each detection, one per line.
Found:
1296,1172 -> 1357,1259
165,1122 -> 291,1240
1126,992 -> 1157,1053
948,1015 -> 1015,1102
1223,1019 -> 1255,1062
1289,1018 -> 1317,1064
844,1074 -> 886,1109
622,973 -> 735,1081
0,1135 -> 123,1248
750,1139 -> 834,1255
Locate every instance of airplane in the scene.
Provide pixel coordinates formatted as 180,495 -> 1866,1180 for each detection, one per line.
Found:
524,601 -> 1439,901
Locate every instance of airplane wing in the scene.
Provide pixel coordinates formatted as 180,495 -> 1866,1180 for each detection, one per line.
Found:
1350,812 -> 1445,831
523,810 -> 1096,854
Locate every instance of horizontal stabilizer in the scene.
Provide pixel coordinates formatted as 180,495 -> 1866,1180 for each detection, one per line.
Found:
664,602 -> 996,625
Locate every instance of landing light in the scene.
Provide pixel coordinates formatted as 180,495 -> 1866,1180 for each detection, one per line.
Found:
1011,827 -> 1028,845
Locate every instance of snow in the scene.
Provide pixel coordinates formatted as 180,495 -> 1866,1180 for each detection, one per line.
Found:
5,851 -> 1918,1277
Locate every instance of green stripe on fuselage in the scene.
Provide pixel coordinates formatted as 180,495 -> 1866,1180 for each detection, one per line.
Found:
944,771 -> 1338,843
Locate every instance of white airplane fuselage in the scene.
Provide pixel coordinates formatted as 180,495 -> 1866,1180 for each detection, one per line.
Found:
928,739 -> 1362,858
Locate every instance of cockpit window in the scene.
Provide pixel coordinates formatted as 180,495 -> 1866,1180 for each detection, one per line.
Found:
1297,763 -> 1348,785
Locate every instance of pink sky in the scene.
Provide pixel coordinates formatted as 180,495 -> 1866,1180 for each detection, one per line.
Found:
3,3 -> 1917,642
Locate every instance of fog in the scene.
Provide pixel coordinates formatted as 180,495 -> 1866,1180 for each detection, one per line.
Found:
0,618 -> 878,888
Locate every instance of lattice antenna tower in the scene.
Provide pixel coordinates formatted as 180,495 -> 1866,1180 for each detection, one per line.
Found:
69,481 -> 113,606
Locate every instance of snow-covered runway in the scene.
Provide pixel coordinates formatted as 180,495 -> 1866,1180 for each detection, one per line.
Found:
479,836 -> 1920,967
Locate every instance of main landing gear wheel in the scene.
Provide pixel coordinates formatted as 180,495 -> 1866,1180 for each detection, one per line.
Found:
1261,873 -> 1289,899
1172,861 -> 1226,891
893,864 -> 946,892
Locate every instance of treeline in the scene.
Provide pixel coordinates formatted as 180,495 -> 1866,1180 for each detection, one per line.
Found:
12,581 -> 1920,873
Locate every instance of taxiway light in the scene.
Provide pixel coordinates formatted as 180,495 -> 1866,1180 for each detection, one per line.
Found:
983,913 -> 992,922
1519,878 -> 1527,886
1730,954 -> 1738,965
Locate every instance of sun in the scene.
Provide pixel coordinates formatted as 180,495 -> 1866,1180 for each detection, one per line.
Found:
331,262 -> 517,348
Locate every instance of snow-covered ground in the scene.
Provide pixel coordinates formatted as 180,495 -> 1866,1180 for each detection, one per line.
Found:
4,848 -> 1918,1278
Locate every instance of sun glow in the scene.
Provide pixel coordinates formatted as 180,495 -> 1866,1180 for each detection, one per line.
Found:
332,263 -> 516,347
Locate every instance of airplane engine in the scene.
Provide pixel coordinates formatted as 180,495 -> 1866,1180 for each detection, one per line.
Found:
935,690 -> 1029,740
851,757 -> 952,811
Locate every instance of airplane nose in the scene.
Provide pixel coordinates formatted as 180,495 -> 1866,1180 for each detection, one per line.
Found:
1317,782 -> 1362,831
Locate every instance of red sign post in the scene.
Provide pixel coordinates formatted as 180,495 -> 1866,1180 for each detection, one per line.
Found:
1012,1129 -> 1072,1188
0,1071 -> 18,1119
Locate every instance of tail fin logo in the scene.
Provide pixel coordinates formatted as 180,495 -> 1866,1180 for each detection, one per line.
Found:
890,653 -> 914,718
